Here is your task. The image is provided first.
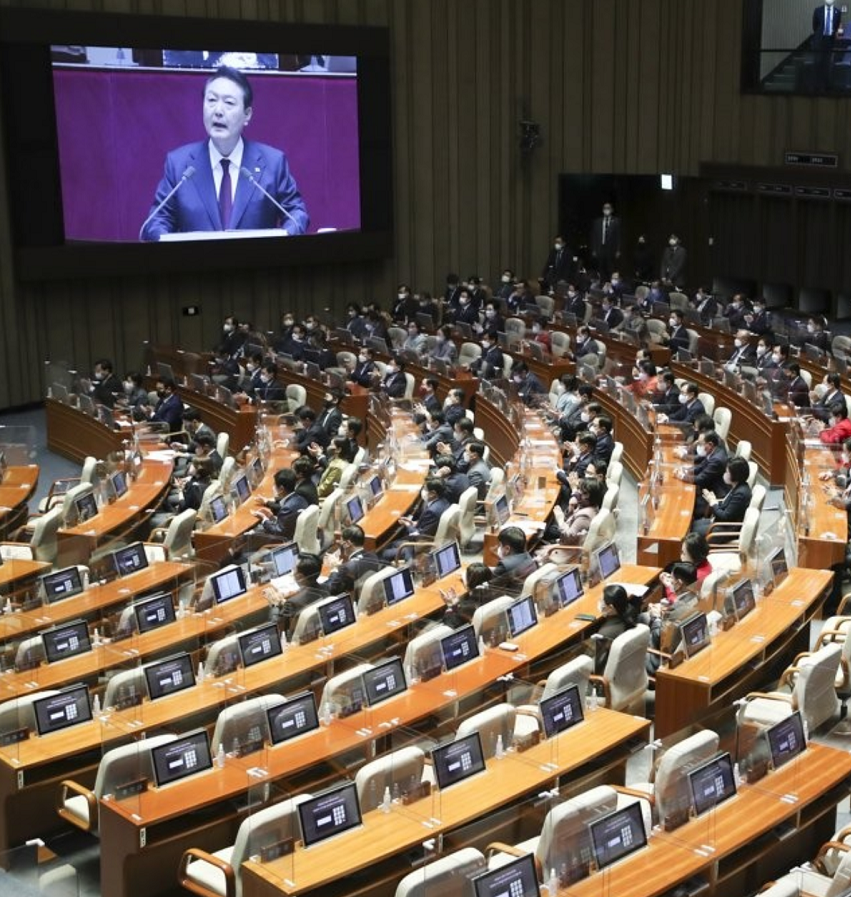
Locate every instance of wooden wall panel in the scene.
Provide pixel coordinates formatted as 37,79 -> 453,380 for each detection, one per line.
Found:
4,0 -> 851,409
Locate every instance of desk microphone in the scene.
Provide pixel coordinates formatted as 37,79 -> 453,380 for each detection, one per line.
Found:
239,166 -> 300,234
138,166 -> 196,241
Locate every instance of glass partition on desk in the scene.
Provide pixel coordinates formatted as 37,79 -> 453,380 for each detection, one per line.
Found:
0,425 -> 36,468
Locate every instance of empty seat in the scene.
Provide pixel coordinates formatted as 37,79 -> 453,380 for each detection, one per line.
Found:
319,663 -> 374,715
211,694 -> 285,756
455,703 -> 516,759
393,848 -> 486,897
355,746 -> 425,811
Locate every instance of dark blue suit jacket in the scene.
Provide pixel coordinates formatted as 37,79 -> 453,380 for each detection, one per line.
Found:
813,4 -> 842,39
141,139 -> 309,240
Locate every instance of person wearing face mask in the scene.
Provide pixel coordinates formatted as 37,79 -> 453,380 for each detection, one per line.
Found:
85,358 -> 122,409
442,389 -> 469,427
310,436 -> 355,499
598,296 -> 624,331
560,433 -> 598,484
274,312 -> 296,351
252,362 -> 286,403
438,418 -> 475,467
343,302 -> 368,340
572,326 -> 599,361
590,415 -> 615,465
428,325 -> 459,364
120,371 -> 148,410
422,410 -> 454,456
416,292 -> 440,325
561,385 -> 595,441
540,234 -> 573,292
753,338 -> 775,372
144,376 -> 183,434
496,269 -> 516,302
724,329 -> 756,371
690,287 -> 718,325
492,526 -> 538,582
391,284 -> 418,323
628,360 -> 659,399
786,363 -> 811,409
660,234 -> 687,287
215,315 -> 247,357
692,456 -> 752,539
590,203 -> 622,281
236,351 -> 264,394
432,453 -> 471,504
812,0 -> 843,90
316,389 -> 343,439
512,361 -> 546,406
657,382 -> 705,427
444,273 -> 463,313
463,441 -> 492,499
348,346 -> 377,388
252,468 -> 309,541
402,320 -> 427,356
564,284 -> 588,320
478,302 -> 505,338
549,478 -> 604,546
744,298 -> 772,336
810,372 -> 845,421
722,294 -> 750,330
293,405 -> 330,454
800,315 -> 830,352
633,235 -> 654,283
819,401 -> 851,445
644,562 -> 700,674
676,431 -> 728,516
172,408 -> 218,466
324,524 -> 386,595
652,372 -> 681,416
441,562 -> 494,630
413,377 -> 442,422
381,477 -> 450,561
452,289 -> 480,326
665,309 -> 690,355
466,276 -> 485,311
470,334 -> 504,379
381,357 -> 408,398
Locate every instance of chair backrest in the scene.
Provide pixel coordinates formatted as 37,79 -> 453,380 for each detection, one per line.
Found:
80,456 -> 99,485
320,663 -> 374,714
827,847 -> 851,897
505,317 -> 526,338
219,456 -> 236,488
211,694 -> 285,755
355,746 -> 425,811
584,508 -> 616,555
471,595 -> 516,644
457,486 -> 479,548
294,504 -> 320,555
393,848 -> 486,897
30,506 -> 64,564
749,484 -> 767,512
755,881 -> 799,897
216,431 -> 230,459
794,642 -> 842,733
229,796 -> 313,897
521,562 -> 558,607
387,326 -> 407,350
61,482 -> 94,522
609,442 -> 624,467
403,623 -> 454,675
318,488 -> 342,541
103,666 -> 148,710
602,482 -> 620,513
536,785 -> 618,880
339,463 -> 360,490
484,468 -> 505,503
286,384 -> 307,413
204,632 -> 242,678
501,354 -> 514,380
550,331 -> 571,358
713,407 -> 732,442
402,372 -> 416,400
541,655 -> 593,702
455,702 -> 516,759
686,329 -> 700,355
735,440 -> 752,462
697,392 -> 716,417
747,461 -> 758,489
654,729 -> 720,825
163,508 -> 197,559
604,624 -> 650,712
701,567 -> 730,613
0,689 -> 60,737
14,636 -> 46,671
358,565 -> 402,614
669,292 -> 689,310
433,504 -> 461,546
737,507 -> 761,556
606,461 -> 624,487
537,295 -> 555,317
458,342 -> 483,366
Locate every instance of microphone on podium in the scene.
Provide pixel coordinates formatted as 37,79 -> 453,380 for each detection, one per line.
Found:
138,166 -> 196,241
239,166 -> 300,234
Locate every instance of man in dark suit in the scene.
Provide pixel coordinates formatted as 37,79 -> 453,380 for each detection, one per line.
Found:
786,363 -> 811,408
599,296 -> 624,330
659,382 -> 706,428
653,372 -> 682,416
464,441 -> 492,499
251,362 -> 287,403
381,478 -> 451,561
666,309 -> 691,355
691,287 -> 718,325
677,431 -> 728,517
141,66 -> 309,240
693,456 -> 752,540
146,376 -> 184,434
513,362 -> 546,406
811,372 -> 845,421
723,295 -> 750,331
744,298 -> 772,336
470,335 -> 504,378
254,468 -> 309,540
270,554 -> 328,640
348,347 -> 377,388
90,358 -> 123,408
573,326 -> 599,361
294,406 -> 330,453
491,526 -> 538,583
813,1 -> 843,89
660,235 -> 687,287
724,330 -> 756,371
316,390 -> 344,440
540,235 -> 573,291
324,525 -> 386,595
381,358 -> 408,398
590,415 -> 616,466
590,203 -> 621,281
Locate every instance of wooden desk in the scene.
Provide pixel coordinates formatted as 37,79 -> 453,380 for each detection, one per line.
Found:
0,560 -> 51,597
654,567 -> 832,737
45,398 -> 125,464
566,742 -> 851,897
0,466 -> 39,538
0,562 -> 191,647
636,428 -> 695,569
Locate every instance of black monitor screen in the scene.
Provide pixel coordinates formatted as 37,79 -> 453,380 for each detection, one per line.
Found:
298,782 -> 363,848
367,475 -> 383,498
493,495 -> 510,526
211,566 -> 247,605
555,567 -> 583,608
506,595 -> 538,639
318,594 -> 356,635
151,729 -> 212,788
432,542 -> 461,579
440,625 -> 479,671
588,801 -> 647,871
767,711 -> 806,769
680,613 -> 710,658
232,475 -> 251,505
271,542 -> 299,577
382,567 -> 414,606
238,623 -> 283,669
209,495 -> 228,523
111,471 -> 128,498
144,652 -> 195,700
74,492 -> 98,523
729,579 -> 755,621
40,566 -> 84,603
540,685 -> 585,740
432,731 -> 486,790
113,542 -> 149,577
33,685 -> 92,736
688,752 -> 737,817
595,543 -> 620,580
473,853 -> 540,897
769,547 -> 788,584
345,495 -> 364,524
134,592 -> 176,634
362,657 -> 406,707
42,619 -> 91,664
266,692 -> 319,745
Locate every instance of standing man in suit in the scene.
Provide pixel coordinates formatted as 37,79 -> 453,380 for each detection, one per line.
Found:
660,234 -> 687,287
590,203 -> 621,281
540,235 -> 573,291
813,1 -> 843,89
141,66 -> 309,240
89,359 -> 123,408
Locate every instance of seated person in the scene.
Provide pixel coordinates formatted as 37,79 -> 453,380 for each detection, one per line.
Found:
559,431 -> 598,482
724,329 -> 756,371
799,315 -> 831,352
252,468 -> 309,540
491,526 -> 538,582
559,384 -> 595,441
251,362 -> 287,403
657,382 -> 705,428
722,294 -> 750,331
692,456 -> 751,540
294,406 -> 331,453
120,371 -> 149,411
314,436 -> 356,499
470,334 -> 504,378
819,401 -> 851,445
595,584 -> 639,673
452,289 -> 479,326
293,456 -> 319,506
413,377 -> 442,423
415,292 -> 440,325
479,301 -> 505,338
402,320 -> 427,356
660,533 -> 712,600
598,295 -> 623,330
644,562 -> 700,674
237,351 -> 264,394
428,326 -> 459,364
89,358 -> 123,408
665,309 -> 690,355
422,410 -> 455,456
324,524 -> 386,595
810,372 -> 845,422
675,431 -> 727,516
629,360 -> 658,399
269,554 -> 329,640
432,453 -> 471,504
512,362 -> 546,406
381,357 -> 408,398
442,562 -> 495,630
691,287 -> 717,325
743,297 -> 771,336
144,376 -> 184,435
442,388 -> 468,426
390,285 -> 418,323
348,347 -> 377,388
653,371 -> 681,416
590,414 -> 615,465
549,477 -> 604,546
381,478 -> 450,561
572,326 -> 599,361
463,440 -> 492,499
752,336 -> 776,372
786,363 -> 811,409
564,284 -> 587,320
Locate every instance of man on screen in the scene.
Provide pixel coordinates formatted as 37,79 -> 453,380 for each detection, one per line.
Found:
140,66 -> 309,241
812,1 -> 843,90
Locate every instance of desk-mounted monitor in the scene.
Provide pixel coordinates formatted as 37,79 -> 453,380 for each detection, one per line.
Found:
270,542 -> 299,578
151,728 -> 212,788
112,542 -> 149,578
679,612 -> 710,659
362,657 -> 406,707
554,567 -> 583,608
688,752 -> 737,817
431,541 -> 461,580
440,624 -> 479,672
144,652 -> 195,701
318,594 -> 356,636
134,592 -> 176,634
767,711 -> 806,770
473,853 -> 540,897
41,619 -> 92,664
266,692 -> 319,746
33,684 -> 92,737
238,623 -> 283,669
382,567 -> 414,607
540,684 -> 584,740
588,800 -> 647,871
40,566 -> 84,604
298,782 -> 362,848
506,594 -> 538,639
432,731 -> 486,790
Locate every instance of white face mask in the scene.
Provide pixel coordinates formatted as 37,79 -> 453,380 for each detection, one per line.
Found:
485,309 -> 496,318
358,354 -> 367,363
808,323 -> 816,333
554,242 -> 564,251
772,353 -> 782,363
696,444 -> 706,457
580,411 -> 590,423
669,239 -> 678,247
734,338 -> 743,348
124,381 -> 133,393
668,318 -> 677,328
223,324 -> 234,333
756,345 -> 766,357
723,471 -> 732,485
679,393 -> 688,405
481,341 -> 490,350
397,293 -> 406,300
501,275 -> 510,284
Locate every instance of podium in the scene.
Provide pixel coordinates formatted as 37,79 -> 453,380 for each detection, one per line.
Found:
158,228 -> 289,241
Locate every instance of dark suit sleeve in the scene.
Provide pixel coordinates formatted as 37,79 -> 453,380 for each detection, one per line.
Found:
713,485 -> 751,523
141,151 -> 188,241
266,151 -> 309,235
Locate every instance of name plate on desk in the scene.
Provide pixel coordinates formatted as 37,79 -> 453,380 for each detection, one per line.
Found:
114,778 -> 148,800
0,727 -> 29,746
259,837 -> 294,863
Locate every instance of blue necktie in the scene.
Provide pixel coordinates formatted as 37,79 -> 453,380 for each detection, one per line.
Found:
825,7 -> 831,36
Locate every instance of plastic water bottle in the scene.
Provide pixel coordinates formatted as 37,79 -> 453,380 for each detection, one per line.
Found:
320,702 -> 333,726
381,786 -> 392,814
197,662 -> 205,684
478,635 -> 486,656
588,685 -> 599,711
547,867 -> 558,896
215,743 -> 225,769
92,694 -> 101,717
495,734 -> 505,759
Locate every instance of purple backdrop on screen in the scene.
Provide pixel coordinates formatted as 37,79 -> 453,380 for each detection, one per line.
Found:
53,68 -> 361,241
